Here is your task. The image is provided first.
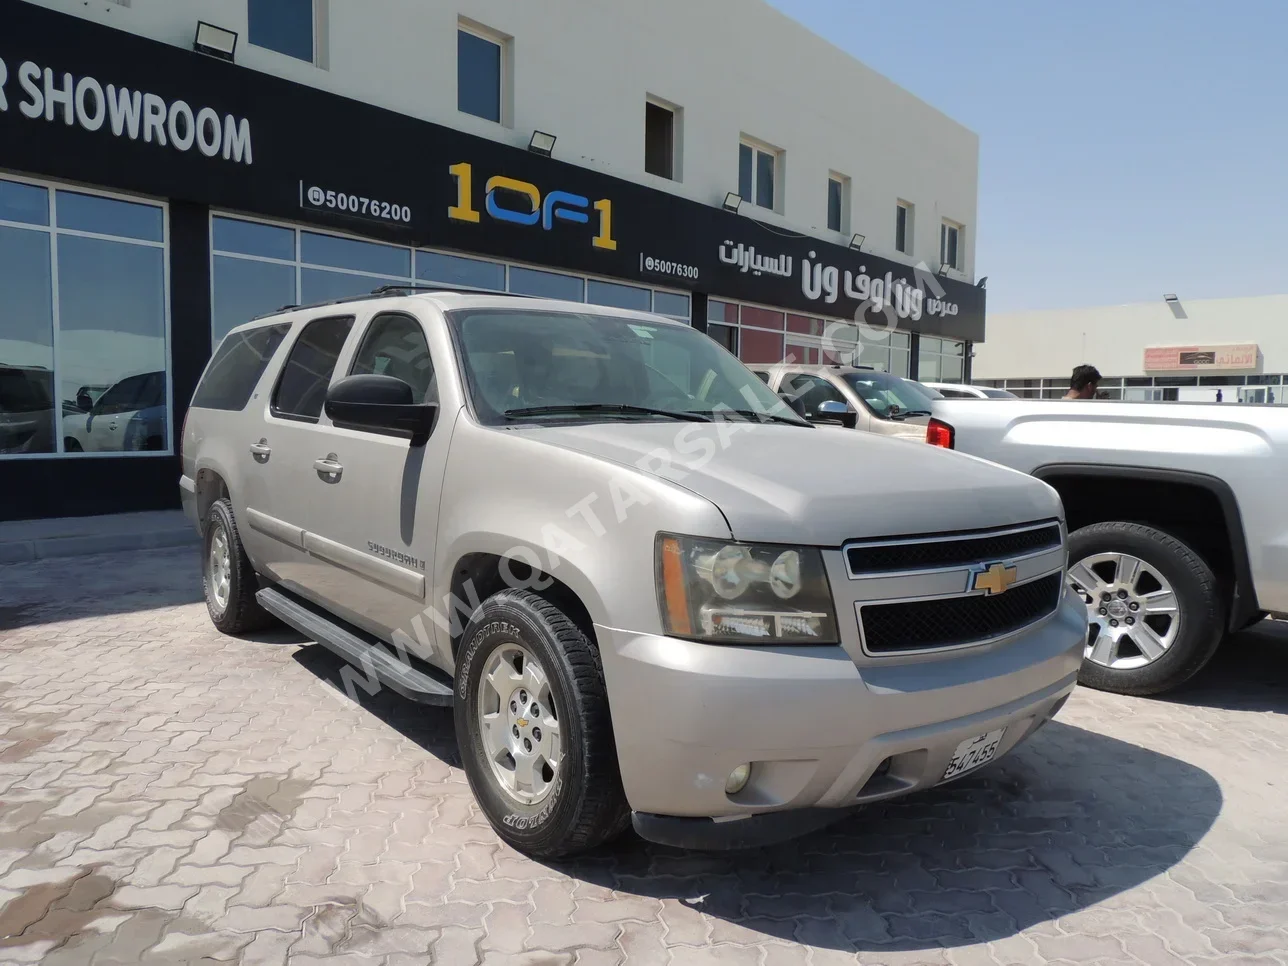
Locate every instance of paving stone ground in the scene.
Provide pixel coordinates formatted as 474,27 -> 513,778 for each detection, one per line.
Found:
1,547 -> 1286,965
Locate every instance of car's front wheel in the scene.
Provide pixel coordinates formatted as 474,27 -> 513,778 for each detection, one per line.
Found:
1067,521 -> 1224,695
454,589 -> 629,858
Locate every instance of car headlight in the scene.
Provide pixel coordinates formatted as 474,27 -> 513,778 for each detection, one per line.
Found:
656,534 -> 838,644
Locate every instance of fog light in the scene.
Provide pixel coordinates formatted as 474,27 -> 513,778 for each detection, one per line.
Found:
725,763 -> 752,795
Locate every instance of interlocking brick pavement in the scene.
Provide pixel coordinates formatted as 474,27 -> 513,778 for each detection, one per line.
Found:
1,547 -> 1286,965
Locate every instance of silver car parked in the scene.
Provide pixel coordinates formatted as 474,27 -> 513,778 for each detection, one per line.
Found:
182,289 -> 1085,858
750,363 -> 940,439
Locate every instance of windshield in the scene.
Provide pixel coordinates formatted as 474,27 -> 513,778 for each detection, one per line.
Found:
0,367 -> 53,412
842,371 -> 940,418
450,309 -> 807,426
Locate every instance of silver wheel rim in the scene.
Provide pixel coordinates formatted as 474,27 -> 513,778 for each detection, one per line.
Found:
208,525 -> 232,612
477,642 -> 562,806
1068,552 -> 1181,670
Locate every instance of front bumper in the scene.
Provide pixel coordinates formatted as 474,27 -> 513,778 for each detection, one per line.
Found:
595,587 -> 1084,841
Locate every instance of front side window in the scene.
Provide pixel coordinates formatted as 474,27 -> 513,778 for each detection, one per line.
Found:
458,26 -> 503,123
272,316 -> 354,422
192,323 -> 291,412
248,0 -> 315,63
739,140 -> 778,210
450,310 -> 805,426
842,371 -> 938,419
349,313 -> 436,404
781,373 -> 845,416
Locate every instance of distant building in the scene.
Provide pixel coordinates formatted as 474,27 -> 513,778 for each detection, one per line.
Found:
973,294 -> 1288,403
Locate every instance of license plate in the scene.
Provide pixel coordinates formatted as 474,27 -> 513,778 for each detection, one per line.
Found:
941,728 -> 1006,781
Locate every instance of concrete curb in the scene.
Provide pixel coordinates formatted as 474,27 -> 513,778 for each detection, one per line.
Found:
0,511 -> 200,565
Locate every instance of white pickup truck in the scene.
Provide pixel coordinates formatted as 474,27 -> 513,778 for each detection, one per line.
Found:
926,399 -> 1288,695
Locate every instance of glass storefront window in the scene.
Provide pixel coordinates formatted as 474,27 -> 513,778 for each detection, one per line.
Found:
508,267 -> 584,301
302,268 -> 404,304
652,291 -> 690,322
57,192 -> 164,243
0,180 -> 49,226
0,178 -> 170,459
301,231 -> 411,277
416,251 -> 505,291
213,218 -> 295,261
587,280 -> 651,311
212,256 -> 296,343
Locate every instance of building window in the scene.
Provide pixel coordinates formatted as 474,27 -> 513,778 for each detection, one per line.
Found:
940,220 -> 963,271
738,139 -> 779,211
652,291 -> 691,323
508,266 -> 584,301
896,202 -> 913,255
917,336 -> 965,383
1,176 -> 169,459
458,23 -> 505,124
827,175 -> 849,233
248,0 -> 315,63
645,100 -> 678,181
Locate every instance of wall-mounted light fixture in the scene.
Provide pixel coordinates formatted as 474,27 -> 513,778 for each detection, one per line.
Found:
528,131 -> 557,157
194,21 -> 238,61
848,233 -> 865,251
722,192 -> 743,213
976,276 -> 988,289
1163,294 -> 1179,303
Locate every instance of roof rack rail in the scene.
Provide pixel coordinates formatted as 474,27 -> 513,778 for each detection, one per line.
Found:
250,284 -> 531,321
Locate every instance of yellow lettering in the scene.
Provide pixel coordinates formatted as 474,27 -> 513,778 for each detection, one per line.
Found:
448,161 -> 480,223
593,198 -> 617,251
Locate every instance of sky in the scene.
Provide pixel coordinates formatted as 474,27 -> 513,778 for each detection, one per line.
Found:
765,0 -> 1288,313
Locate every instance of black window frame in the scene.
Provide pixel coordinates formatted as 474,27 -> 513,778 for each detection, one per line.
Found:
645,101 -> 676,180
270,314 -> 356,424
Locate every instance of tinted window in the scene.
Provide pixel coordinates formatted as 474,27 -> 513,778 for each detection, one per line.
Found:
782,373 -> 845,415
192,323 -> 291,411
0,179 -> 49,226
249,0 -> 314,62
509,267 -> 584,301
827,179 -> 843,232
57,192 -> 164,242
94,372 -> 162,415
458,29 -> 502,122
350,313 -> 436,404
416,251 -> 505,291
842,371 -> 939,417
936,388 -> 972,399
272,316 -> 355,421
212,217 -> 295,260
983,389 -> 1017,399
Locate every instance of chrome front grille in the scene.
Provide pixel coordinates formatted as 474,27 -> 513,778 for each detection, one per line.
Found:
842,520 -> 1066,656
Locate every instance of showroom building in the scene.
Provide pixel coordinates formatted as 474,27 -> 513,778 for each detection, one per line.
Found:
973,294 -> 1288,403
0,0 -> 985,520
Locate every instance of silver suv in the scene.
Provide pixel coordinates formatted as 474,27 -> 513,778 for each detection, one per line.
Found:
751,364 -> 939,439
182,289 -> 1085,858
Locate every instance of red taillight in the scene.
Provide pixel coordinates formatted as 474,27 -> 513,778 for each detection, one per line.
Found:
926,418 -> 955,449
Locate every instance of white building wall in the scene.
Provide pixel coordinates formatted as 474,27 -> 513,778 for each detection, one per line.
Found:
31,0 -> 979,278
974,294 -> 1288,379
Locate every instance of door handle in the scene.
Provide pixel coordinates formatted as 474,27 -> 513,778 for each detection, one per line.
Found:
314,455 -> 343,482
249,440 -> 272,463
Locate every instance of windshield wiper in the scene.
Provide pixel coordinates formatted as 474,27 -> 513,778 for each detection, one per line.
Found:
504,404 -> 712,422
888,409 -> 933,420
691,409 -> 809,426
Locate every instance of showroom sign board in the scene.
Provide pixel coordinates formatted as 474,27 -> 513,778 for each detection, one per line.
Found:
0,0 -> 984,341
1143,344 -> 1259,371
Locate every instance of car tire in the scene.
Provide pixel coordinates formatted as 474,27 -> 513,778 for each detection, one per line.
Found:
203,498 -> 274,635
1067,521 -> 1225,696
454,589 -> 630,859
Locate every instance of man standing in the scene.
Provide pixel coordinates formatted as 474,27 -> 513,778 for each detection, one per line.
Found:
1216,389 -> 1224,403
1064,365 -> 1102,400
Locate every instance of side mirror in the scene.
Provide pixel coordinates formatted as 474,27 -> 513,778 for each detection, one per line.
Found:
325,374 -> 438,443
777,392 -> 807,420
76,390 -> 93,412
811,399 -> 858,429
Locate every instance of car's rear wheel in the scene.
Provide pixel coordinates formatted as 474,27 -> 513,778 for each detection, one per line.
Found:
1067,521 -> 1224,695
454,589 -> 629,859
203,498 -> 275,635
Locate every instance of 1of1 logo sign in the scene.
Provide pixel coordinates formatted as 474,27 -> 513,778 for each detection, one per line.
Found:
447,162 -> 617,251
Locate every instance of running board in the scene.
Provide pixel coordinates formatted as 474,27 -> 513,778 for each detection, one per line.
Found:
256,586 -> 454,706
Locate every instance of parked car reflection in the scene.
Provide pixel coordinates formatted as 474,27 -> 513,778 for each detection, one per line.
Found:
62,370 -> 167,452
0,364 -> 56,454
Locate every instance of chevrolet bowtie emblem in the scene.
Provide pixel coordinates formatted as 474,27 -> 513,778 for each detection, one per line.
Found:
973,562 -> 1018,596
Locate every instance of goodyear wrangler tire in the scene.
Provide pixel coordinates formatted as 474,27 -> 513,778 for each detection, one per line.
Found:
455,589 -> 629,858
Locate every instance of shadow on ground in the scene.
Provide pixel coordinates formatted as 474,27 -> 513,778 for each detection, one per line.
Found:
1163,618 -> 1288,713
293,638 -> 1221,954
560,720 -> 1222,951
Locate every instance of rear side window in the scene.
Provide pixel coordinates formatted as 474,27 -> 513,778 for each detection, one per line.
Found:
271,315 -> 355,421
192,323 -> 290,412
